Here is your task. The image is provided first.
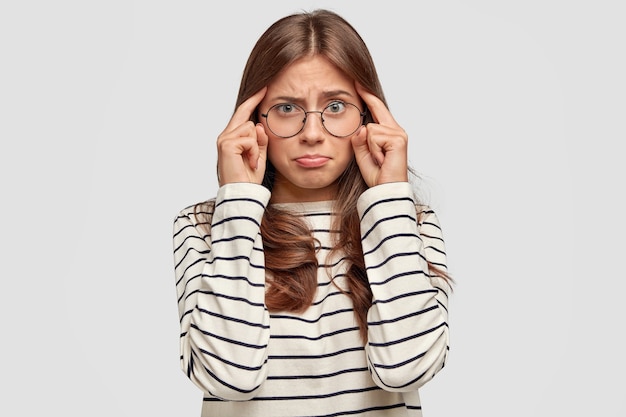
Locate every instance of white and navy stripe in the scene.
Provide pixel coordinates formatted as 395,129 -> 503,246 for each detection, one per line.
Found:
173,182 -> 450,417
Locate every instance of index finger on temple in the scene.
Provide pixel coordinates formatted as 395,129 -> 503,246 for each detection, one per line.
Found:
356,82 -> 397,127
225,87 -> 268,131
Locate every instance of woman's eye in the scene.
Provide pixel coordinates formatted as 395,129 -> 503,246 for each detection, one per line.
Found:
326,101 -> 346,113
276,104 -> 296,114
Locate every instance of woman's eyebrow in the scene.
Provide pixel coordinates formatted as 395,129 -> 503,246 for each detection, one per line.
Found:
272,95 -> 303,103
321,89 -> 354,98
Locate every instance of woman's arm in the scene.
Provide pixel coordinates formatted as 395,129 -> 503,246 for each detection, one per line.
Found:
358,182 -> 451,391
173,183 -> 272,400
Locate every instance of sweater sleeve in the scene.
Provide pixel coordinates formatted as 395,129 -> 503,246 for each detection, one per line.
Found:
357,182 -> 451,391
173,183 -> 271,400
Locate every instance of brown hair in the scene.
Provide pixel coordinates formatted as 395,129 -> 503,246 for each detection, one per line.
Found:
200,9 -> 449,341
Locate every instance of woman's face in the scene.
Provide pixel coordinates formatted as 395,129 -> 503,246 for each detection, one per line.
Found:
259,55 -> 361,203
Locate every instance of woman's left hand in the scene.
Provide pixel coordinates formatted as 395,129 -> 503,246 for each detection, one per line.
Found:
351,83 -> 409,187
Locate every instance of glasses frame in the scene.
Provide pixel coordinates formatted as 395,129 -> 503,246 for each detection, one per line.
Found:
260,102 -> 366,139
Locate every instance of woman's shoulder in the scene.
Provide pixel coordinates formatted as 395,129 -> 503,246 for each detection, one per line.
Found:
414,203 -> 442,227
414,203 -> 435,216
413,204 -> 447,251
175,199 -> 216,225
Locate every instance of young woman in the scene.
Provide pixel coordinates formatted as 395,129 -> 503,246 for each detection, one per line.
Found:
173,9 -> 452,417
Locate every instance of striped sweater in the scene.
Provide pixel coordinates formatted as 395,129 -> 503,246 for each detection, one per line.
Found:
173,181 -> 450,417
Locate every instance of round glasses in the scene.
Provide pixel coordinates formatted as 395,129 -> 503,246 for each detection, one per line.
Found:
261,101 -> 366,138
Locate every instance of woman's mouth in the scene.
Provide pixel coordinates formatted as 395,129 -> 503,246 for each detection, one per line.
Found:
294,155 -> 330,168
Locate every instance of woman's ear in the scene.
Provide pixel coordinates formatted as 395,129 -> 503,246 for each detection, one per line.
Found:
251,105 -> 260,124
362,104 -> 372,124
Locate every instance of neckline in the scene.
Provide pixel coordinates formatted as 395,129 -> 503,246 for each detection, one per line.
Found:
269,199 -> 334,214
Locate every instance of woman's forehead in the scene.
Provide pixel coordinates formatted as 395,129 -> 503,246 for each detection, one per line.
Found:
265,56 -> 356,102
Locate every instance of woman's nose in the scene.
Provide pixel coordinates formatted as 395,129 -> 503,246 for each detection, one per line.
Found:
299,111 -> 325,143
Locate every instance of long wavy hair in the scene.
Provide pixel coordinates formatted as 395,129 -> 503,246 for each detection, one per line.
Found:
198,9 -> 448,341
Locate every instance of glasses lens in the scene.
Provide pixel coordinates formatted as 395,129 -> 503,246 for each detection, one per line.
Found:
266,104 -> 306,138
322,102 -> 363,137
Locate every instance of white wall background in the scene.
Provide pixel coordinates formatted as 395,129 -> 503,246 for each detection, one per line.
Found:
1,1 -> 624,416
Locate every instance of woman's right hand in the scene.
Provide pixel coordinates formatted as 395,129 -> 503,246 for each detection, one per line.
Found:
217,87 -> 268,185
